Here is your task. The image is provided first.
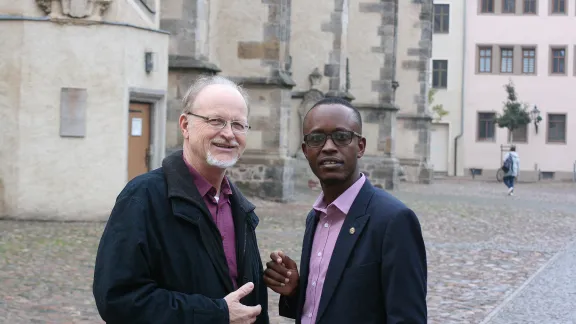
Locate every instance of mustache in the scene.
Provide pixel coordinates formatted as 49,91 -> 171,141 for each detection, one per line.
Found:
211,138 -> 239,147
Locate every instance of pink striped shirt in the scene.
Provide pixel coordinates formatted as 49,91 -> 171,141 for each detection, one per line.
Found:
301,174 -> 366,324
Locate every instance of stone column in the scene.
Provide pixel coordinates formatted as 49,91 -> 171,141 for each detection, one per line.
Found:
395,0 -> 434,184
160,0 -> 221,153
323,0 -> 354,100
346,0 -> 401,190
212,0 -> 296,201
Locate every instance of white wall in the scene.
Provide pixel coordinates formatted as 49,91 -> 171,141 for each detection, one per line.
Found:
431,0 -> 466,175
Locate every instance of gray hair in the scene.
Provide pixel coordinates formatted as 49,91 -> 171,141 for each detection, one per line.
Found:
181,75 -> 250,114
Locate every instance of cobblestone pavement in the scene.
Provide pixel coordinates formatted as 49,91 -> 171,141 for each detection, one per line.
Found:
1,179 -> 575,323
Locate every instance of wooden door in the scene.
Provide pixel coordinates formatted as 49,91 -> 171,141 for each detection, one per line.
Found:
127,102 -> 151,181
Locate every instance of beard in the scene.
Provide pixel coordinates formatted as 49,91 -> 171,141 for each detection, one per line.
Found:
205,138 -> 241,169
206,151 -> 239,169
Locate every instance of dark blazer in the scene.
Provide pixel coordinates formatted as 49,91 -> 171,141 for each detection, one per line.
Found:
279,179 -> 427,324
93,150 -> 269,324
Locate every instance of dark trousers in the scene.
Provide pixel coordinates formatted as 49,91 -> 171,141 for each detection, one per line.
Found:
503,176 -> 515,189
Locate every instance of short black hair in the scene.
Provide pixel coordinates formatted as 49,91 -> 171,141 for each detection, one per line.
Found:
510,145 -> 516,151
303,97 -> 362,132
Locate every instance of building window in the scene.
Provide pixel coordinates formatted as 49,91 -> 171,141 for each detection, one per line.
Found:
551,0 -> 566,13
522,48 -> 536,74
434,4 -> 450,33
503,0 -> 516,13
510,124 -> 528,143
547,114 -> 567,143
479,47 -> 492,73
481,0 -> 495,13
551,48 -> 566,74
432,60 -> 448,88
500,48 -> 514,73
478,112 -> 496,141
523,0 -> 537,13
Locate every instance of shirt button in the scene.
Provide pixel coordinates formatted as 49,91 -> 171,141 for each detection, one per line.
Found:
308,313 -> 312,318
312,281 -> 316,286
317,252 -> 322,257
324,223 -> 329,228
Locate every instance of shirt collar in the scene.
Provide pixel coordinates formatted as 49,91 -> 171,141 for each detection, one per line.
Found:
312,173 -> 366,216
183,157 -> 232,198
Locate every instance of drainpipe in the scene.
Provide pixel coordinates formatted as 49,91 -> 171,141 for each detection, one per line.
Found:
453,0 -> 467,176
391,0 -> 399,104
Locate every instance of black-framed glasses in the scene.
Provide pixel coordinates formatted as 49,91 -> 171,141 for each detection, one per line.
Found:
186,112 -> 251,134
303,130 -> 362,148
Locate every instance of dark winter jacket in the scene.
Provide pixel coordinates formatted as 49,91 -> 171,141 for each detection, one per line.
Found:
93,150 -> 269,324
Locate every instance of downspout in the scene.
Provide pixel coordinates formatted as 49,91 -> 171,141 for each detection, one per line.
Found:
453,1 -> 467,176
391,0 -> 399,104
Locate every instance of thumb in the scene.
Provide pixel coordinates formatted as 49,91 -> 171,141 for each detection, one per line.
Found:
232,282 -> 254,300
282,254 -> 297,269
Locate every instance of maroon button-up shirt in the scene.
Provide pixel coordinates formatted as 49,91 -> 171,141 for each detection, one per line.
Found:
184,158 -> 238,289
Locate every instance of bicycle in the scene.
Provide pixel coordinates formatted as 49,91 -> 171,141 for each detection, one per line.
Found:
496,168 -> 504,182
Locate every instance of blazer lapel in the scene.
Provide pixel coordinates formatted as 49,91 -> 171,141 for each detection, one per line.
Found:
315,181 -> 375,323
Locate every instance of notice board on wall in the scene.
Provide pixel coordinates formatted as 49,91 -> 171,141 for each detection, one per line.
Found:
60,88 -> 87,138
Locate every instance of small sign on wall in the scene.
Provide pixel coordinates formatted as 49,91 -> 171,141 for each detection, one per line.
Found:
60,88 -> 87,138
131,118 -> 143,136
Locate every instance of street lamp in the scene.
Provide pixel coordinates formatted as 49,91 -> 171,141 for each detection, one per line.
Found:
531,105 -> 542,134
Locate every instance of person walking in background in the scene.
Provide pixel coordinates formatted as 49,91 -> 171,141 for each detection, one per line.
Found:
502,145 -> 520,196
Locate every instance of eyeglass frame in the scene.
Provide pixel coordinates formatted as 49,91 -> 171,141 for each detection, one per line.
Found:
303,130 -> 363,148
185,112 -> 251,134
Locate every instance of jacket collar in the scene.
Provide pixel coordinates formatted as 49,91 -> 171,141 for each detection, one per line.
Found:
162,150 -> 258,226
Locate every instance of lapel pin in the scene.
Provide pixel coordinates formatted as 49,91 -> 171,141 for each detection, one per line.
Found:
349,227 -> 355,235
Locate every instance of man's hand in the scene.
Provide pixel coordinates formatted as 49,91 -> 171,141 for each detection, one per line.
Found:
224,282 -> 262,324
263,251 -> 299,296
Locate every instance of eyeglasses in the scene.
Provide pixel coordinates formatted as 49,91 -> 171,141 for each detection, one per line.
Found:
303,130 -> 362,148
186,112 -> 251,134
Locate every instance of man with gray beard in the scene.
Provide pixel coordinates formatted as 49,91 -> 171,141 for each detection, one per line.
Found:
93,76 -> 269,324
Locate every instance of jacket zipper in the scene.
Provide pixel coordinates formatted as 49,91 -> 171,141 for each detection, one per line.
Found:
243,222 -> 248,258
241,221 -> 248,285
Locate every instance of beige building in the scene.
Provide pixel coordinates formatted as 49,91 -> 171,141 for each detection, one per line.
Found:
0,0 -> 169,219
0,0 -> 433,219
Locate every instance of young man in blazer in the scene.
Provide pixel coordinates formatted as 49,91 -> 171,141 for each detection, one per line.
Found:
263,97 -> 427,323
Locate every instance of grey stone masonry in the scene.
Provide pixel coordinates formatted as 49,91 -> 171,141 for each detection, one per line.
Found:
414,0 -> 433,184
226,0 -> 296,201
227,86 -> 295,201
237,0 -> 295,85
261,0 -> 292,73
322,0 -> 347,93
364,0 -> 398,105
160,0 -> 198,58
398,0 -> 434,184
227,152 -> 296,202
357,0 -> 401,190
399,0 -> 433,115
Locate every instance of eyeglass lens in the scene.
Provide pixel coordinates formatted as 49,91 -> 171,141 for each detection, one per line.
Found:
306,131 -> 354,147
206,118 -> 248,133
